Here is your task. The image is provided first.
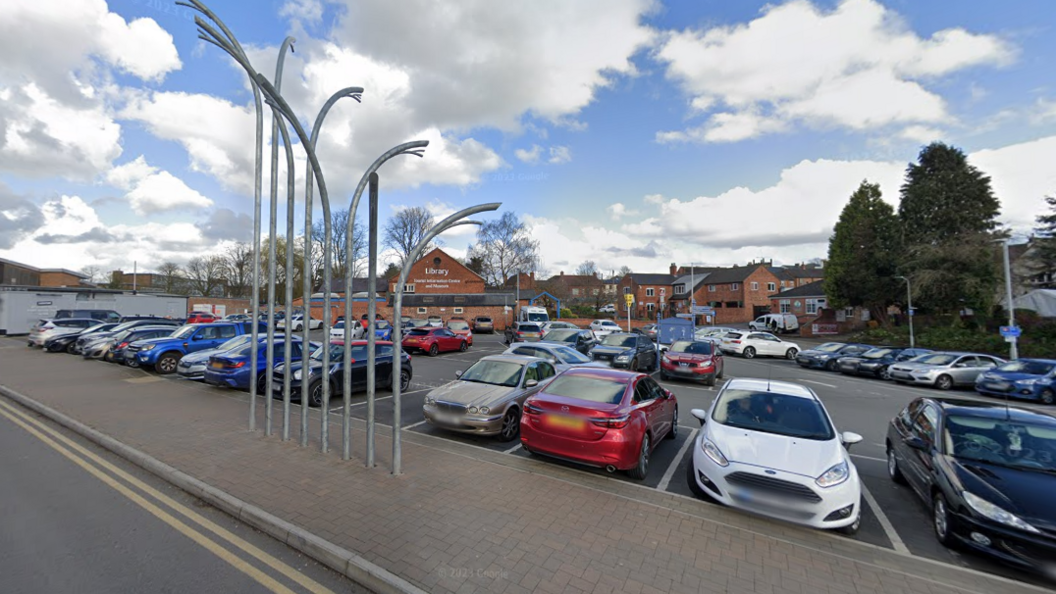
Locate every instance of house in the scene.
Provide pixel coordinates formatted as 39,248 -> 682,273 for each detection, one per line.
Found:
666,261 -> 783,324
617,273 -> 677,319
768,280 -> 829,321
540,271 -> 605,305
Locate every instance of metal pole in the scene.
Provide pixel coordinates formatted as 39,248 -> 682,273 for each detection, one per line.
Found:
390,205 -> 500,475
365,173 -> 379,466
279,106 -> 296,442
1003,241 -> 1018,360
896,276 -> 914,349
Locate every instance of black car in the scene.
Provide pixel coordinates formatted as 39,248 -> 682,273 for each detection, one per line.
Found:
273,340 -> 412,407
71,318 -> 181,354
795,342 -> 872,371
42,322 -> 119,353
837,347 -> 933,379
886,398 -> 1056,574
540,329 -> 596,354
590,332 -> 658,372
106,327 -> 178,364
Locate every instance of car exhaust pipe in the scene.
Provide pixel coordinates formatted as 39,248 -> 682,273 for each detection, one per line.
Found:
605,465 -> 617,473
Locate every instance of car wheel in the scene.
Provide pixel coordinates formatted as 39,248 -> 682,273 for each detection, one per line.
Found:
308,381 -> 324,407
705,374 -> 716,387
104,351 -> 115,363
935,374 -> 954,391
428,343 -> 439,357
666,406 -> 678,440
887,445 -> 907,485
627,434 -> 650,480
825,359 -> 839,372
66,342 -> 77,354
1039,389 -> 1055,405
459,340 -> 468,352
717,365 -> 724,379
630,357 -> 639,371
835,512 -> 861,535
879,366 -> 892,381
742,347 -> 756,359
256,373 -> 267,394
933,493 -> 957,548
785,348 -> 798,360
660,370 -> 669,380
497,408 -> 521,442
127,358 -> 139,369
156,353 -> 180,375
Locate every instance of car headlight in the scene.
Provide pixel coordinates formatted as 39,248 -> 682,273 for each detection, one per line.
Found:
1016,378 -> 1039,386
140,344 -> 155,351
963,492 -> 1040,533
468,406 -> 478,414
479,406 -> 489,414
424,397 -> 436,405
292,369 -> 302,380
816,461 -> 849,488
701,438 -> 729,467
615,355 -> 630,362
662,355 -> 671,363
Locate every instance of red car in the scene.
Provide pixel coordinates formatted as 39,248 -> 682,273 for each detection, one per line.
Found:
401,327 -> 468,356
186,311 -> 218,324
445,318 -> 473,346
520,367 -> 678,479
659,339 -> 724,386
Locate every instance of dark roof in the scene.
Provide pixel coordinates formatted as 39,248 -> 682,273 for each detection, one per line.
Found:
627,273 -> 677,285
668,275 -> 710,301
391,293 -> 515,307
319,278 -> 379,293
768,280 -> 825,299
768,267 -> 795,281
778,266 -> 824,279
698,265 -> 761,284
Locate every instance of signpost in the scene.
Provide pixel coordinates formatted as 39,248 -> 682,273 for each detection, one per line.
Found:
624,293 -> 634,332
1000,325 -> 1021,344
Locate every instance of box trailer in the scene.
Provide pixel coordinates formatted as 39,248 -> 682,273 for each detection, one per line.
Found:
0,287 -> 187,335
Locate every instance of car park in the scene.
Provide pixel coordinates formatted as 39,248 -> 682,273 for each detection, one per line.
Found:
423,355 -> 555,441
502,343 -> 606,373
885,398 -> 1056,572
471,316 -> 494,334
520,368 -> 678,479
28,318 -> 98,347
273,340 -> 412,407
109,326 -> 178,365
56,309 -> 122,323
748,313 -> 799,334
503,321 -> 544,344
402,327 -> 468,356
83,326 -> 174,361
590,332 -> 658,372
71,318 -> 181,354
42,322 -> 119,353
796,342 -> 872,371
837,347 -> 934,380
176,335 -> 254,380
687,378 -> 863,534
720,331 -> 800,360
540,328 -> 596,354
637,323 -> 659,341
889,352 -> 1005,390
598,304 -> 616,314
975,359 -> 1056,404
204,337 -> 317,392
589,319 -> 622,339
446,318 -> 473,346
186,311 -> 219,324
131,321 -> 264,374
660,340 -> 724,386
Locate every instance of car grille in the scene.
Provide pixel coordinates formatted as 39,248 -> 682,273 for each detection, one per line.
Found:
126,345 -> 142,354
435,401 -> 468,415
725,472 -> 822,503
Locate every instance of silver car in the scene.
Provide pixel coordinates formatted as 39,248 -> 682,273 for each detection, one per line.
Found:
175,334 -> 254,380
888,351 -> 1005,390
502,342 -> 607,373
28,318 -> 97,347
422,355 -> 556,441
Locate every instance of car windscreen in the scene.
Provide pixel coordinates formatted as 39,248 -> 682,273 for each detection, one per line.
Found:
475,317 -> 492,323
543,375 -> 626,404
526,313 -> 548,322
375,320 -> 391,329
944,415 -> 1056,472
554,347 -> 591,364
862,348 -> 895,359
600,335 -> 636,348
815,343 -> 845,353
333,321 -> 345,329
172,325 -> 198,339
408,319 -> 429,327
447,321 -> 470,331
995,360 -> 1056,375
459,360 -> 524,387
218,335 -> 251,351
669,341 -> 713,355
407,329 -> 431,336
543,330 -> 577,342
712,389 -> 835,441
914,353 -> 958,366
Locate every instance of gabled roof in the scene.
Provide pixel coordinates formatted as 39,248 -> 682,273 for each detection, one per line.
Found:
668,274 -> 710,300
626,273 -> 677,285
768,267 -> 795,281
778,266 -> 824,279
698,265 -> 761,284
320,277 -> 378,293
769,280 -> 826,299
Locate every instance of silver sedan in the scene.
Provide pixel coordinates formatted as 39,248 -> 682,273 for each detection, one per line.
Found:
502,342 -> 607,373
888,352 -> 1004,390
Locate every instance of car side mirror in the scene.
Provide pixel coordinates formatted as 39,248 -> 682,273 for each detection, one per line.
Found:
664,389 -> 673,399
690,408 -> 707,426
904,435 -> 927,451
192,335 -> 203,341
525,379 -> 539,388
841,431 -> 863,449
455,370 -> 463,378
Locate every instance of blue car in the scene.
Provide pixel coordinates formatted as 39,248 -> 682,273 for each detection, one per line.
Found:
174,334 -> 255,380
795,342 -> 872,371
975,359 -> 1056,405
204,338 -> 318,392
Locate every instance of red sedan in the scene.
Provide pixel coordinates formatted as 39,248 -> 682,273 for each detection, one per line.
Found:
520,367 -> 678,479
401,327 -> 468,356
659,340 -> 724,386
186,311 -> 218,324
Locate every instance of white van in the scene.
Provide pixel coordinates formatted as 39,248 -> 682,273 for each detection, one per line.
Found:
519,306 -> 550,324
748,313 -> 799,334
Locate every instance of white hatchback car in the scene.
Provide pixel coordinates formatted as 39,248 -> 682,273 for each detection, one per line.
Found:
589,319 -> 622,339
694,326 -> 739,345
329,320 -> 365,341
687,378 -> 863,534
720,331 -> 800,360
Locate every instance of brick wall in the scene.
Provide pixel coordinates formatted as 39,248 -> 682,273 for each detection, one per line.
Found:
38,271 -> 83,287
388,248 -> 485,295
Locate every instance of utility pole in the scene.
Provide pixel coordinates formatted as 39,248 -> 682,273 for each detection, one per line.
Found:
1002,240 -> 1019,360
895,276 -> 914,349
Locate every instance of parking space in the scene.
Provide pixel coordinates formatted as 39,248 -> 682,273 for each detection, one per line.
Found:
11,331 -> 1054,589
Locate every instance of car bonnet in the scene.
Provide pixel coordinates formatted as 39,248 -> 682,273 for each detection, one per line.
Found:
706,420 -> 845,479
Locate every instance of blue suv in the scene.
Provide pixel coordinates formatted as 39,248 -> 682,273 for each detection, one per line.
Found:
975,358 -> 1056,404
130,321 -> 264,374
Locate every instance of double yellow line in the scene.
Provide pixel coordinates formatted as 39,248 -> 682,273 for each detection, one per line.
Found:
0,399 -> 335,594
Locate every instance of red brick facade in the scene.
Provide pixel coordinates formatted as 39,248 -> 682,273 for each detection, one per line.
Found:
388,248 -> 486,295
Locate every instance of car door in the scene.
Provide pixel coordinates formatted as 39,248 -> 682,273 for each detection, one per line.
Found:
747,333 -> 773,356
347,344 -> 370,391
643,376 -> 673,437
901,403 -> 939,497
442,329 -> 461,351
374,343 -> 395,384
949,356 -> 979,385
632,378 -> 662,447
637,335 -> 656,367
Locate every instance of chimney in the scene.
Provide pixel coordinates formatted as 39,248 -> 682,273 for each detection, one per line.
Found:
669,262 -> 677,275
530,272 -> 535,280
560,271 -> 564,276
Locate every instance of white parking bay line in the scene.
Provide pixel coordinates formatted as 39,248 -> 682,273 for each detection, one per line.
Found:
860,482 -> 909,554
850,453 -> 886,463
656,428 -> 699,492
403,419 -> 428,430
801,379 -> 837,389
503,443 -> 522,454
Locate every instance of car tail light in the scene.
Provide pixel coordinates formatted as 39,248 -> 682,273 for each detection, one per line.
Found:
591,414 -> 630,429
729,340 -> 741,344
227,361 -> 246,368
117,342 -> 129,349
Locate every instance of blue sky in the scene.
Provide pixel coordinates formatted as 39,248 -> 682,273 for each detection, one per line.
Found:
3,0 -> 1056,279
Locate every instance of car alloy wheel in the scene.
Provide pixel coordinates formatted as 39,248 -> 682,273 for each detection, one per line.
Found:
459,340 -> 468,352
66,342 -> 77,354
429,343 -> 439,357
309,382 -> 325,407
935,374 -> 953,390
256,373 -> 267,394
785,348 -> 798,360
825,359 -> 838,372
666,406 -> 678,440
933,494 -> 955,547
1040,389 -> 1055,405
156,353 -> 180,374
630,357 -> 639,371
742,347 -> 756,359
887,447 -> 906,484
628,434 -> 650,480
879,366 -> 892,381
498,408 -> 520,442
127,357 -> 139,369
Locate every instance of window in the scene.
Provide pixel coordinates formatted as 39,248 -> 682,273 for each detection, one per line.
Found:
806,299 -> 820,315
724,301 -> 741,308
633,382 -> 653,404
592,288 -> 600,295
423,296 -> 435,303
646,288 -> 655,297
708,285 -> 716,292
454,296 -> 466,303
405,284 -> 415,293
453,307 -> 463,314
767,282 -> 776,292
750,282 -> 758,290
646,303 -> 655,312
675,284 -> 686,294
572,288 -> 580,296
417,307 -> 427,314
218,325 -> 237,338
524,363 -> 539,383
731,283 -> 740,291
538,362 -> 556,379
623,286 -> 631,294
779,299 -> 791,314
912,404 -> 939,446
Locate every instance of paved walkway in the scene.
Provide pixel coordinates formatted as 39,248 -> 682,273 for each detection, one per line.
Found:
0,341 -> 1049,594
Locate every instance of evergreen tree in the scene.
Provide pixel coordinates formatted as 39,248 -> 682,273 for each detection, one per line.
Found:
1032,194 -> 1056,284
824,181 -> 902,324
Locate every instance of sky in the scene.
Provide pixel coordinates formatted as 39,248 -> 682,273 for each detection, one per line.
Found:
3,0 -> 1056,280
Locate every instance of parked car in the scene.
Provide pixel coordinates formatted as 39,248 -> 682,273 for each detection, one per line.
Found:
889,352 -> 1005,390
446,319 -> 474,346
540,329 -> 597,354
660,340 -> 725,386
504,321 -> 544,344
329,320 -> 366,341
694,326 -> 739,345
885,398 -> 1056,572
975,359 -> 1056,404
598,304 -> 616,314
273,340 -> 412,407
186,311 -> 219,324
130,321 -> 265,374
503,343 -> 606,373
405,318 -> 430,330
176,335 -> 255,380
687,378 -> 863,534
637,323 -> 659,342
426,315 -> 444,328
72,319 -> 181,354
520,367 -> 678,479
837,347 -> 933,380
795,342 -> 872,371
720,331 -> 800,360
278,313 -> 322,331
402,327 -> 468,356
83,326 -> 174,361
55,309 -> 122,323
28,318 -> 98,347
204,337 -> 317,392
589,319 -> 622,339
423,355 -> 556,441
42,322 -> 119,353
472,316 -> 495,334
590,332 -> 659,372
541,321 -> 579,334
748,313 -> 799,334
371,319 -> 394,341
110,327 -> 178,365
224,314 -> 252,322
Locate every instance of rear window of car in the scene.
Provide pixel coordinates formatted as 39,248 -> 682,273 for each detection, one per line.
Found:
475,317 -> 492,322
518,324 -> 541,332
544,375 -> 627,404
408,329 -> 431,336
725,332 -> 743,339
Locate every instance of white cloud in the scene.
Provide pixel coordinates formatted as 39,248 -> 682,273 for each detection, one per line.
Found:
643,193 -> 666,205
548,146 -> 572,164
655,0 -> 1013,142
970,135 -> 1056,231
280,0 -> 324,23
607,203 -> 639,220
899,125 -> 944,143
515,145 -> 543,164
106,156 -> 213,215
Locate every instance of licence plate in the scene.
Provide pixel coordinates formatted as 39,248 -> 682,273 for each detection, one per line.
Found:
434,413 -> 461,426
210,361 -> 223,369
546,415 -> 585,430
679,362 -> 689,368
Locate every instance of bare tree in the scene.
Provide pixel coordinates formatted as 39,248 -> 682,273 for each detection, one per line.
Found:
467,212 -> 540,287
312,208 -> 367,281
185,255 -> 226,297
79,265 -> 103,285
575,260 -> 598,277
618,265 -> 632,278
156,261 -> 185,294
383,206 -> 441,267
221,243 -> 253,298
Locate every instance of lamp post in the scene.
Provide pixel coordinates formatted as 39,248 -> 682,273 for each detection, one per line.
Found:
895,276 -> 914,349
1001,239 -> 1019,360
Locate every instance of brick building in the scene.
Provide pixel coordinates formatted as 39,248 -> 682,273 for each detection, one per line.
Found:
617,273 -> 676,319
540,271 -> 605,306
768,280 -> 828,321
0,257 -> 89,288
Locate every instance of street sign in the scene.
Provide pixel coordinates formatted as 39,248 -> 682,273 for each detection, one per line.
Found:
691,306 -> 714,315
1000,326 -> 1021,338
907,308 -> 915,317
676,313 -> 694,319
624,294 -> 634,307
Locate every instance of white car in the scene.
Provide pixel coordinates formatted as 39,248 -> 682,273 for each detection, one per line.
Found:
687,378 -> 863,534
279,314 -> 322,331
589,319 -> 622,339
502,342 -> 607,373
720,331 -> 799,360
598,304 -> 616,314
541,321 -> 579,334
693,326 -> 739,346
27,318 -> 98,347
329,320 -> 365,341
